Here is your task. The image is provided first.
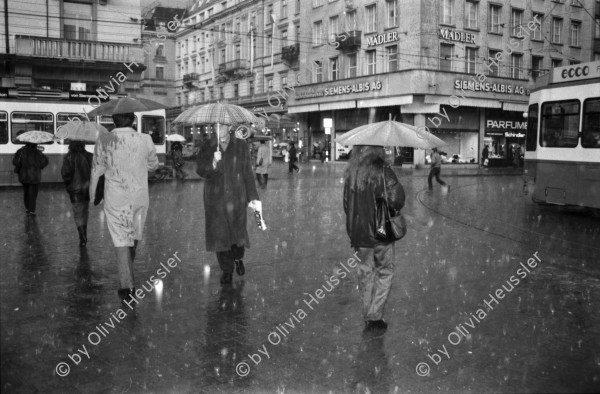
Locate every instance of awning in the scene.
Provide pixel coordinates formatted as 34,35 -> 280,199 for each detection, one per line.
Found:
356,95 -> 413,108
503,102 -> 528,112
400,103 -> 440,114
319,100 -> 356,111
288,104 -> 319,113
425,95 -> 502,108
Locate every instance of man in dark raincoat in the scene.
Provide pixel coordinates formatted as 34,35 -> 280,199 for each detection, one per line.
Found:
197,125 -> 260,285
13,142 -> 49,215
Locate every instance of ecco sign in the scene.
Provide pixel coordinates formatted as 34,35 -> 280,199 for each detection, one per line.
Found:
552,60 -> 600,82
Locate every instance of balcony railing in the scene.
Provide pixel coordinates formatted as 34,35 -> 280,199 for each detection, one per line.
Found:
218,59 -> 248,75
183,73 -> 199,84
15,35 -> 145,64
281,43 -> 300,62
334,30 -> 362,52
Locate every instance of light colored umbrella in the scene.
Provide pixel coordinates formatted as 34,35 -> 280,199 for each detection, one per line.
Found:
173,103 -> 259,126
55,121 -> 108,143
87,97 -> 166,117
166,133 -> 186,142
16,130 -> 54,144
335,120 -> 447,149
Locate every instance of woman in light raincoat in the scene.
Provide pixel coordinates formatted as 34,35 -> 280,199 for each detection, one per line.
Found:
90,112 -> 159,299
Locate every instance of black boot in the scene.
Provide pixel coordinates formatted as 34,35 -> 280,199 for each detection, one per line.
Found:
77,226 -> 87,247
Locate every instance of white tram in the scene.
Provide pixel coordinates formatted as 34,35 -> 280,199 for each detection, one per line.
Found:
0,97 -> 166,185
523,60 -> 600,212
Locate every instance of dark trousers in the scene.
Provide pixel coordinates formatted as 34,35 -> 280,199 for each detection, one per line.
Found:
216,245 -> 245,274
256,173 -> 268,188
288,161 -> 299,173
428,167 -> 446,190
22,183 -> 39,212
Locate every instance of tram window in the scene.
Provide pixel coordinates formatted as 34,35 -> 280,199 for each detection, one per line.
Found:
540,100 -> 579,148
141,116 -> 165,144
11,112 -> 54,144
57,113 -> 95,145
99,116 -> 115,132
525,104 -> 538,152
582,98 -> 600,149
0,112 -> 8,144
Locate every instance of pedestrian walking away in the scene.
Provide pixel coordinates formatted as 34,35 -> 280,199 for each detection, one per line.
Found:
170,142 -> 186,181
255,140 -> 271,189
427,147 -> 448,193
196,125 -> 261,286
481,144 -> 489,168
90,112 -> 159,300
12,139 -> 49,216
288,141 -> 301,174
61,141 -> 93,246
343,145 -> 406,331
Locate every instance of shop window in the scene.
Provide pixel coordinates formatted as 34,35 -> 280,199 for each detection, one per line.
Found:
582,98 -> 600,148
525,104 -> 538,152
142,116 -> 165,145
540,100 -> 579,148
11,112 -> 54,144
0,112 -> 8,144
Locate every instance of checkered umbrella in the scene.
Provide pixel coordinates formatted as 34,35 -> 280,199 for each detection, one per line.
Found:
173,103 -> 259,126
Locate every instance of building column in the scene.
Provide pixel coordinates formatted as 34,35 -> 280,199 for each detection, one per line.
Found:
413,113 -> 426,167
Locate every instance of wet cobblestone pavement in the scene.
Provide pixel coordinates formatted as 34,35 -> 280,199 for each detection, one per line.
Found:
1,162 -> 599,393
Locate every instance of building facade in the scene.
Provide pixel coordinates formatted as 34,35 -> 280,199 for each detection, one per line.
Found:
0,0 -> 146,106
286,0 -> 600,165
138,6 -> 186,115
173,0 -> 303,143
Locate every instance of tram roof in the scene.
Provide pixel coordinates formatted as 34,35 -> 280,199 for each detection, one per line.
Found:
532,60 -> 600,93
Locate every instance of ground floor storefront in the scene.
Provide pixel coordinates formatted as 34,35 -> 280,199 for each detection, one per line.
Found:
288,70 -> 531,167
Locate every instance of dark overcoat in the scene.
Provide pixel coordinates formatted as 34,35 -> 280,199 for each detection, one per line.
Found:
196,137 -> 259,252
61,145 -> 93,203
12,144 -> 48,184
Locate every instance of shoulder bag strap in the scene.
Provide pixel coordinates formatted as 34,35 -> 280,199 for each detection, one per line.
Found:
382,167 -> 388,203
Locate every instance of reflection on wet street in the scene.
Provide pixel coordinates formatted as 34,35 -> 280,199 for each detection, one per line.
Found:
1,162 -> 599,393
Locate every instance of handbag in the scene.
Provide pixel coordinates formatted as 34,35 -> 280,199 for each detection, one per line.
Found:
375,168 -> 407,242
94,175 -> 105,206
258,157 -> 263,166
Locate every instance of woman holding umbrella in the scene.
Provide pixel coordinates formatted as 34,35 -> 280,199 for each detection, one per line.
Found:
343,145 -> 405,331
12,131 -> 50,216
87,98 -> 161,299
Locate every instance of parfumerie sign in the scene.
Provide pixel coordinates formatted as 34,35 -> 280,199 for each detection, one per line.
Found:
366,32 -> 399,47
439,28 -> 476,44
486,119 -> 527,138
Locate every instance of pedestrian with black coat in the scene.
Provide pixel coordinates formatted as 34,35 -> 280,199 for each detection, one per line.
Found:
12,142 -> 49,216
288,142 -> 300,174
170,142 -> 185,181
196,126 -> 261,285
61,141 -> 93,246
343,145 -> 406,331
481,145 -> 489,168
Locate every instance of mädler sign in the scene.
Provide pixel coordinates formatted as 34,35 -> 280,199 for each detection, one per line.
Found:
552,60 -> 600,83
